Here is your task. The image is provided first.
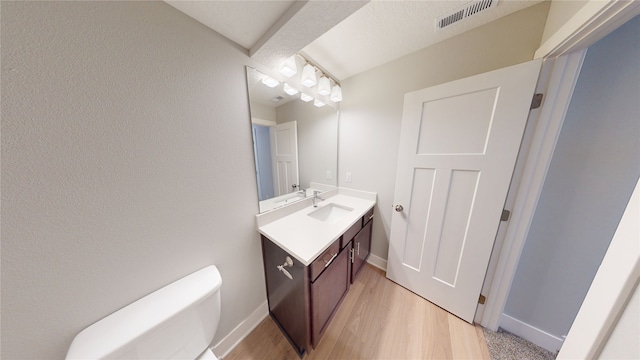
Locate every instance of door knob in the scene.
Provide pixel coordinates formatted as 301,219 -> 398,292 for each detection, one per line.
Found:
395,205 -> 404,212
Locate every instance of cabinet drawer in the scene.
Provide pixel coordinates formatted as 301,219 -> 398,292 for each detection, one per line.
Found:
310,240 -> 340,282
363,207 -> 374,226
341,220 -> 362,249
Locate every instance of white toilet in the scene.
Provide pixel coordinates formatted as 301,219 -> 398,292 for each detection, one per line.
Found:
66,265 -> 222,360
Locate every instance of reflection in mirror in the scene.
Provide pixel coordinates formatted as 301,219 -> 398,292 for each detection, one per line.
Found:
247,67 -> 338,213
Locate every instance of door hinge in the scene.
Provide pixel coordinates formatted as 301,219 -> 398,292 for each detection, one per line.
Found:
530,93 -> 544,109
501,209 -> 511,221
478,294 -> 486,305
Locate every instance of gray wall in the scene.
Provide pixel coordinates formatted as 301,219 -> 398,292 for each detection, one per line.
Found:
504,15 -> 640,338
337,2 -> 550,261
1,2 -> 266,359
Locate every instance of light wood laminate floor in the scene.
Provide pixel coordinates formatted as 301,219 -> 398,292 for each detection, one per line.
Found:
226,264 -> 491,360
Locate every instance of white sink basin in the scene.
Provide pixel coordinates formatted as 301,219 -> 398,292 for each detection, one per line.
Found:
307,203 -> 354,223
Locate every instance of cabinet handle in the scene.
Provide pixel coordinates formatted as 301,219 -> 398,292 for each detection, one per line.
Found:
356,242 -> 360,256
369,214 -> 374,221
277,265 -> 293,280
350,248 -> 354,263
324,253 -> 338,268
281,256 -> 294,268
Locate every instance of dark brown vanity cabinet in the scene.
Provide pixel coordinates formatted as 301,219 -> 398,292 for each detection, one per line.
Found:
260,208 -> 374,356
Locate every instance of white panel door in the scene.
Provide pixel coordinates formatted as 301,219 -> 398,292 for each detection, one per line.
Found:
387,60 -> 542,323
270,121 -> 299,196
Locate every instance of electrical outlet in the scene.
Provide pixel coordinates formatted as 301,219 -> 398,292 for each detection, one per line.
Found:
346,172 -> 352,183
326,170 -> 332,180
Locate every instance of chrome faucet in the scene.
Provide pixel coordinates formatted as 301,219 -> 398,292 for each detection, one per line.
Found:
297,187 -> 307,198
313,191 -> 325,207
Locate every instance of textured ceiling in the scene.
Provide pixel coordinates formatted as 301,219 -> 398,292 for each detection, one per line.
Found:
166,0 -> 544,81
164,0 -> 295,49
302,0 -> 545,80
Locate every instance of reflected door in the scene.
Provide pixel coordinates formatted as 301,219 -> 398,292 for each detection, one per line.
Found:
253,124 -> 274,201
387,60 -> 541,322
270,121 -> 299,196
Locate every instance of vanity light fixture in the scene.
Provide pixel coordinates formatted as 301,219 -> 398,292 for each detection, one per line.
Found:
301,64 -> 317,88
279,56 -> 298,78
313,99 -> 326,107
261,75 -> 279,88
317,76 -> 331,96
283,83 -> 299,96
288,53 -> 344,103
330,84 -> 343,102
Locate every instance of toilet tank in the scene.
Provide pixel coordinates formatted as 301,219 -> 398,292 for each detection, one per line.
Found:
67,265 -> 222,359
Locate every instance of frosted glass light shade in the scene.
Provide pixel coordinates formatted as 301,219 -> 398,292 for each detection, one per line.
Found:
317,76 -> 331,96
261,76 -> 279,88
300,93 -> 313,102
313,99 -> 325,107
279,56 -> 297,78
330,85 -> 343,102
283,83 -> 299,95
301,64 -> 317,88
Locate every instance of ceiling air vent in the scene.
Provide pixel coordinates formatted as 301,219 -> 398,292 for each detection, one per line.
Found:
436,0 -> 499,30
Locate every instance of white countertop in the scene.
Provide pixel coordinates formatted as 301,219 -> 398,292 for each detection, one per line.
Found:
256,188 -> 376,266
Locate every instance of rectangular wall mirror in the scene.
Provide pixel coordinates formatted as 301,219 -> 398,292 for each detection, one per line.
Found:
246,67 -> 338,213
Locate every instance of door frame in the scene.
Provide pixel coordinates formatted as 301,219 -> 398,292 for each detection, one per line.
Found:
558,179 -> 639,359
478,0 -> 640,335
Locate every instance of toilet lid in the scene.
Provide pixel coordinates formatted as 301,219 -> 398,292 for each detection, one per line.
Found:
196,348 -> 218,360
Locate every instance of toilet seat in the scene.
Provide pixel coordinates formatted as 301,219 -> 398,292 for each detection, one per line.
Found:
196,348 -> 218,360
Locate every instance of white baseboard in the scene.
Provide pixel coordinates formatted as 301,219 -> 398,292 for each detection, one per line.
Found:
367,253 -> 387,272
212,301 -> 269,359
500,313 -> 564,353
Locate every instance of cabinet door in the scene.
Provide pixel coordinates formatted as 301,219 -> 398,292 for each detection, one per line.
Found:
261,236 -> 308,355
310,247 -> 349,347
351,219 -> 372,283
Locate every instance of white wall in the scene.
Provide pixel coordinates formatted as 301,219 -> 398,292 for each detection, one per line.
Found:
249,101 -> 277,123
541,0 -> 589,44
276,101 -> 338,189
1,2 -> 266,359
504,14 -> 640,340
338,2 -> 550,260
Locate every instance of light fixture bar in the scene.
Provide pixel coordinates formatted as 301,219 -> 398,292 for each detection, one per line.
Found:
276,53 -> 344,103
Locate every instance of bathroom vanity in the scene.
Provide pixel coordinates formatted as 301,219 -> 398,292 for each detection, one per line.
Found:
256,188 -> 376,356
